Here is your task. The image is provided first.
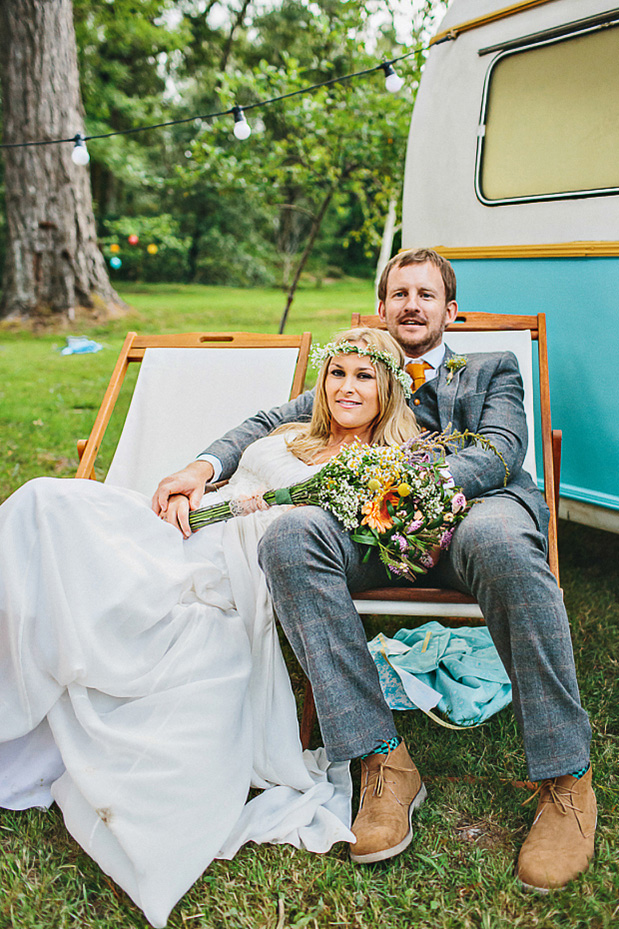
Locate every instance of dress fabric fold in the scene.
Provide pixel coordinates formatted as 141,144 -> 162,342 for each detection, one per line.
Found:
0,435 -> 354,928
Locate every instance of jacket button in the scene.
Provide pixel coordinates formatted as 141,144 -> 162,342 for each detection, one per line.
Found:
413,398 -> 420,406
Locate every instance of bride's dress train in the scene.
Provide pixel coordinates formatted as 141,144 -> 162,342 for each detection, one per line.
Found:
0,434 -> 354,927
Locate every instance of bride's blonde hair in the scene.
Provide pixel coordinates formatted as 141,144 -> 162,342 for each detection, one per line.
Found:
279,327 -> 419,461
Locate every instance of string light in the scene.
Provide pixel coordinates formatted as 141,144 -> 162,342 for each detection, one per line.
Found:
71,134 -> 90,165
381,63 -> 404,94
232,105 -> 251,140
0,51 -> 420,156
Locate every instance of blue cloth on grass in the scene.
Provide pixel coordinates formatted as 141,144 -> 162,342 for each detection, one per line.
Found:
61,337 -> 103,355
368,621 -> 512,727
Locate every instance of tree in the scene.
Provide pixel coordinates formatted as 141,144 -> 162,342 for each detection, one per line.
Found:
184,0 -> 424,330
0,0 -> 120,320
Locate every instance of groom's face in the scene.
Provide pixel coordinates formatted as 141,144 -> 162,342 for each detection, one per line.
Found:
378,261 -> 458,358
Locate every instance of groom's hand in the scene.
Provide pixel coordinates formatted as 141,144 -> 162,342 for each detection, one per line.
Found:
151,460 -> 214,519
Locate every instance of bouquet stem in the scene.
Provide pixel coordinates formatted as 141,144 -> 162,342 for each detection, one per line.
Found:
188,475 -> 320,532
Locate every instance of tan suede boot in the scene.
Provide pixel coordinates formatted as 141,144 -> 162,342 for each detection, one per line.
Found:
350,741 -> 426,864
517,767 -> 596,891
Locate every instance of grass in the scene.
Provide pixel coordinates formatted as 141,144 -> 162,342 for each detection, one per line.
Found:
1,281 -> 618,928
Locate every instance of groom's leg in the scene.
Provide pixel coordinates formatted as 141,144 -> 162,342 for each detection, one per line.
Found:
258,505 -> 397,762
428,493 -> 596,890
258,505 -> 426,864
427,493 -> 591,780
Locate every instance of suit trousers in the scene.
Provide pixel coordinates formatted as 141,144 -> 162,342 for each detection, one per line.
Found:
257,494 -> 591,780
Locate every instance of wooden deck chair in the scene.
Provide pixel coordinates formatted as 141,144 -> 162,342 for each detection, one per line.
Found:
75,331 -> 311,492
299,311 -> 561,749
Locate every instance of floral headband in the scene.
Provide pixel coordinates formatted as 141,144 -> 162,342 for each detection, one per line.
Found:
310,340 -> 412,399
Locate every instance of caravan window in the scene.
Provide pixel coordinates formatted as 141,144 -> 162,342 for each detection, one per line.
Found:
477,25 -> 619,204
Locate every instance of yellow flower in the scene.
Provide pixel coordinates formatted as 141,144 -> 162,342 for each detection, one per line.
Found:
367,478 -> 381,492
397,483 -> 411,497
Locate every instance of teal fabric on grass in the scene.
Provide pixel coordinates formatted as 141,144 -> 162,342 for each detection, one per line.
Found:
368,621 -> 512,727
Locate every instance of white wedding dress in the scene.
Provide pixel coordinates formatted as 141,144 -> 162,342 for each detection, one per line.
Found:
0,434 -> 354,927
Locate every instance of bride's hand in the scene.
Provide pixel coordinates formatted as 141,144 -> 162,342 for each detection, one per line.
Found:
159,493 -> 193,539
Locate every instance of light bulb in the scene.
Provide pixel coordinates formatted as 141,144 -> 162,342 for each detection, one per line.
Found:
71,134 -> 90,165
382,63 -> 404,94
233,106 -> 251,140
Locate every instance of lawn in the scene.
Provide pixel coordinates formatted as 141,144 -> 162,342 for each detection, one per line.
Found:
1,281 -> 618,929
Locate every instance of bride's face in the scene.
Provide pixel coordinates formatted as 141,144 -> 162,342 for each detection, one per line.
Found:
325,351 -> 381,438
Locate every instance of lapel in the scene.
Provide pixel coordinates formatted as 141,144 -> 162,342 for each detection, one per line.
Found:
435,343 -> 460,431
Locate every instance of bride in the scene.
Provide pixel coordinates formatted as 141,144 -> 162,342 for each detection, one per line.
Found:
0,328 -> 418,927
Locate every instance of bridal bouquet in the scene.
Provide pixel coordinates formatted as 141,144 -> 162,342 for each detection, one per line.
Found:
188,430 -> 481,582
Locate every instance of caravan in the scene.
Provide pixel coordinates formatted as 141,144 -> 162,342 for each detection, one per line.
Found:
403,0 -> 619,531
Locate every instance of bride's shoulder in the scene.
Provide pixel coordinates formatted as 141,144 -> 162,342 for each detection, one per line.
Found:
240,432 -> 293,465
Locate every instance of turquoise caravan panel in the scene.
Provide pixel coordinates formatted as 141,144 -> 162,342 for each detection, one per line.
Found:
450,257 -> 619,512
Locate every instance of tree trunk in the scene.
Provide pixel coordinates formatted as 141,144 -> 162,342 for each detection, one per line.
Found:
374,195 -> 399,309
278,186 -> 334,334
0,0 -> 122,321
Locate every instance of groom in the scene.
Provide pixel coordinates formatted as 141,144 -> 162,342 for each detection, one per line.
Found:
152,248 -> 595,891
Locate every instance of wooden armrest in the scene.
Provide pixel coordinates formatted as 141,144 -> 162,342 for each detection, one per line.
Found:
76,440 -> 97,481
552,429 -> 562,519
204,480 -> 229,493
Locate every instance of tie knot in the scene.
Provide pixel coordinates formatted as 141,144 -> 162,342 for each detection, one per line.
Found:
405,361 -> 432,392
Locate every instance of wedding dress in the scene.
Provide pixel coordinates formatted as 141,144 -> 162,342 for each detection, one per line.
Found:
0,434 -> 354,927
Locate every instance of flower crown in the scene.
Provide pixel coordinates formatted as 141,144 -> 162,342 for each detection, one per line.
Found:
310,341 -> 412,399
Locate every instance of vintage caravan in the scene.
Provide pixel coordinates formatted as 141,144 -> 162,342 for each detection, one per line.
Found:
403,0 -> 619,532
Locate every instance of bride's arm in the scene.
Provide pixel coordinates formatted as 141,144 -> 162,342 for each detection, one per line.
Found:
152,390 -> 315,525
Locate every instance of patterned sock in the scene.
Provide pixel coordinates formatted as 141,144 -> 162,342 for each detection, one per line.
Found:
360,736 -> 402,760
570,762 -> 590,780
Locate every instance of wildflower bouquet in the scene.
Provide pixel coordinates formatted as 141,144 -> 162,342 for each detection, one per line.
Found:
189,430 -> 479,582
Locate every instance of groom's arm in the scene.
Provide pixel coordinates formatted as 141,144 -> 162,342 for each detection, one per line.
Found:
200,389 -> 315,480
151,389 -> 315,516
443,352 -> 529,500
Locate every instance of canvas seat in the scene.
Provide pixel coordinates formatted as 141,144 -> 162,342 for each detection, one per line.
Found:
75,330 -> 311,490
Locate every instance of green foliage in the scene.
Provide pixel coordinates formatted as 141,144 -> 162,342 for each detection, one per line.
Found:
62,0 -> 441,290
101,214 -> 191,281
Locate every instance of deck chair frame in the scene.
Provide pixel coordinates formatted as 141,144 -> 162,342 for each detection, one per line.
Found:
299,311 -> 561,749
75,330 -> 312,482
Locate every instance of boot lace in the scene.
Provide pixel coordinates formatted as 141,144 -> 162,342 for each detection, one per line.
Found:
363,756 -> 414,805
522,778 -> 580,815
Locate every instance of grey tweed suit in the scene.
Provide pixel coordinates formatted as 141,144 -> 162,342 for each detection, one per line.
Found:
201,346 -> 591,780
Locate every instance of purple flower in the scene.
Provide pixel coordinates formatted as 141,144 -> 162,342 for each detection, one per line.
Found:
419,553 -> 436,569
392,533 -> 408,553
440,529 -> 455,550
389,562 -> 408,577
451,492 -> 467,513
406,519 -> 423,534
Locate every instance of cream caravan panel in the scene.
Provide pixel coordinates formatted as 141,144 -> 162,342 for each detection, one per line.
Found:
402,0 -> 619,248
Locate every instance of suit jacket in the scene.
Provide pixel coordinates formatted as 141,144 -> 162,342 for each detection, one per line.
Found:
201,344 -> 549,534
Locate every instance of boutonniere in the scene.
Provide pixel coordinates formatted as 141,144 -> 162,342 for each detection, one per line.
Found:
445,354 -> 467,384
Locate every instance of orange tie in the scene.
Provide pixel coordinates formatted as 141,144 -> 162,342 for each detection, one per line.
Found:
405,361 -> 432,392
